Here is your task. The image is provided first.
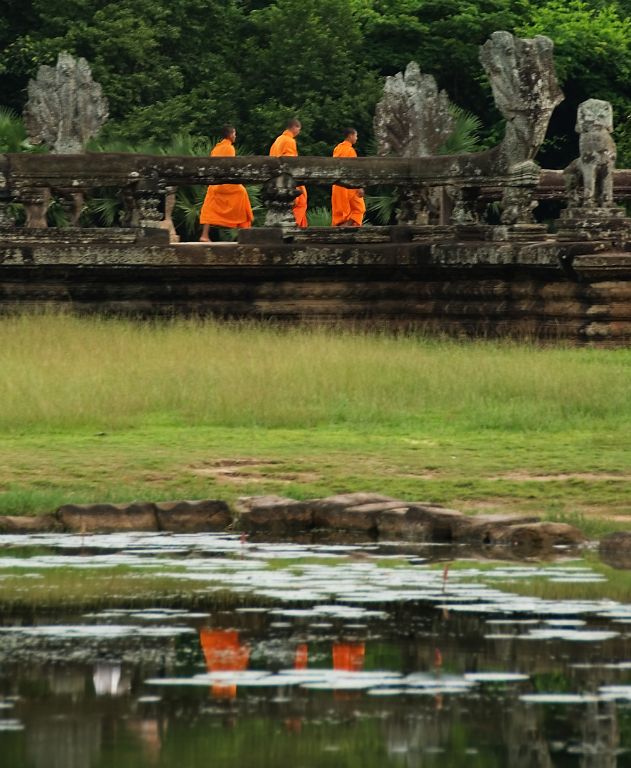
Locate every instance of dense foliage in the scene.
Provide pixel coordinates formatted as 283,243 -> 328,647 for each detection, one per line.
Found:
0,0 -> 630,166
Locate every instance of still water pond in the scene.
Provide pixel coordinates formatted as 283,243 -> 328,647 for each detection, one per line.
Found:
0,533 -> 630,767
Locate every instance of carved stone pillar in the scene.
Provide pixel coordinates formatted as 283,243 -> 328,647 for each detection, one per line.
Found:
449,186 -> 479,225
0,167 -> 15,227
396,185 -> 432,225
20,187 -> 51,228
121,184 -> 163,227
137,191 -> 163,225
495,161 -> 546,239
263,173 -> 300,228
500,185 -> 538,225
163,186 -> 179,243
0,200 -> 16,227
57,189 -> 85,227
120,185 -> 140,227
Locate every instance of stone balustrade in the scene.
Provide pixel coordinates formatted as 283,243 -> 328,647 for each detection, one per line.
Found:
2,151 -> 629,234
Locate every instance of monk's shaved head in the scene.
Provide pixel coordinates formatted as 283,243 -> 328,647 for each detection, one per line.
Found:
286,117 -> 302,137
344,127 -> 358,145
222,124 -> 236,139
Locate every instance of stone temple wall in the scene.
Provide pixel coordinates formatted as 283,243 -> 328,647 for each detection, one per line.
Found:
1,225 -> 630,344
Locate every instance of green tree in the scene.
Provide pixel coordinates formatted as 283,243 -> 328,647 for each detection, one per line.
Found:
518,0 -> 631,167
1,0 -> 245,144
238,0 -> 381,156
0,0 -> 630,170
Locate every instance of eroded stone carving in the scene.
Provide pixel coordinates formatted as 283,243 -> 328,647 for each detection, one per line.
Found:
480,31 -> 563,170
374,63 -> 455,224
564,99 -> 617,208
396,185 -> 433,225
374,63 -> 455,158
24,52 -> 109,153
480,31 -> 563,225
20,188 -> 51,228
557,99 -> 630,243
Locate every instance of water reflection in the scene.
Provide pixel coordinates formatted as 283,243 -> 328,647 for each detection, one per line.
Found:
0,534 -> 630,766
199,629 -> 250,699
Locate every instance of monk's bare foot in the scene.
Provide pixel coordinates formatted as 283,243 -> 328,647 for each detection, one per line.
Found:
199,236 -> 211,243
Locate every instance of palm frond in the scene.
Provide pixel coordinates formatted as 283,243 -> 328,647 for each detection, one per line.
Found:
366,192 -> 396,225
0,106 -> 43,153
307,206 -> 332,227
85,192 -> 122,227
46,199 -> 69,228
439,105 -> 483,155
174,185 -> 206,239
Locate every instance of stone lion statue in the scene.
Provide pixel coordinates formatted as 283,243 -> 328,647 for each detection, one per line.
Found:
564,99 -> 617,208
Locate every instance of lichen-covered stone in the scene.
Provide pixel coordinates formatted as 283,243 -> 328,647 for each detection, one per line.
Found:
374,62 -> 455,158
24,52 -> 108,153
564,99 -> 617,209
480,32 -> 563,170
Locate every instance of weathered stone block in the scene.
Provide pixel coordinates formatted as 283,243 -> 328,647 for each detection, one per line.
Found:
453,513 -> 541,543
310,493 -> 399,532
56,502 -> 158,532
0,515 -> 60,533
24,52 -> 108,153
600,531 -> 631,550
237,227 -> 285,245
599,531 -> 631,569
377,507 -> 432,540
493,522 -> 584,548
155,499 -> 232,532
405,503 -> 469,541
236,495 -> 313,532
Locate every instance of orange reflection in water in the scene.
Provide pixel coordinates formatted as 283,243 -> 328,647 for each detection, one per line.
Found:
294,643 -> 309,670
199,629 -> 250,699
332,642 -> 365,672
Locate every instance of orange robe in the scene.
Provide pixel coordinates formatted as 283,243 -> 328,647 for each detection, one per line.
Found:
269,130 -> 308,227
331,140 -> 366,226
200,139 -> 254,228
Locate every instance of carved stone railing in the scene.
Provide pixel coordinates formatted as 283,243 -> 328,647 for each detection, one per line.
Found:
0,151 -> 629,238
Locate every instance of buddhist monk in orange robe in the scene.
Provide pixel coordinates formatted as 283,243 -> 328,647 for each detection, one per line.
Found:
331,128 -> 366,227
199,124 -> 254,241
269,118 -> 308,228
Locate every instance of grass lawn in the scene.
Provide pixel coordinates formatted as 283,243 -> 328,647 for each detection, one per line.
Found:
1,314 -> 631,536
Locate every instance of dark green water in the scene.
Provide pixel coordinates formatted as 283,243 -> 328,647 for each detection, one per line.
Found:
0,532 -> 630,767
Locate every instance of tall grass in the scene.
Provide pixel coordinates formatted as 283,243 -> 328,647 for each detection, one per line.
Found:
2,314 -> 631,432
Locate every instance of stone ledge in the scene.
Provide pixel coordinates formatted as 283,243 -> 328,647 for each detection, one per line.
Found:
54,499 -> 234,533
56,502 -> 158,533
154,499 -> 232,532
236,493 -> 584,549
0,515 -> 60,533
0,493 -> 588,549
